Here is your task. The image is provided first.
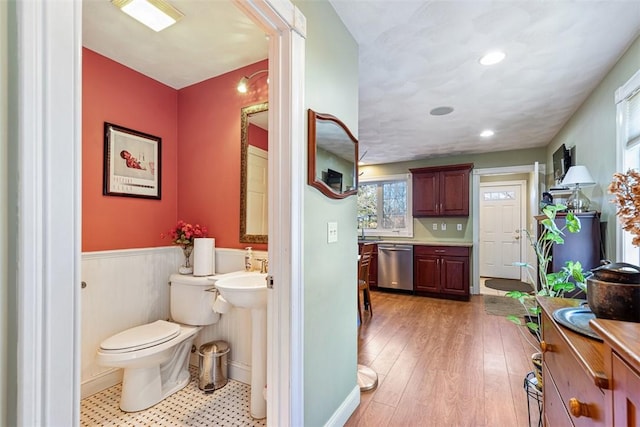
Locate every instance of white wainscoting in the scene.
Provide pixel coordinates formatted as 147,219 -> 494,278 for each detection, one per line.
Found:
80,246 -> 267,399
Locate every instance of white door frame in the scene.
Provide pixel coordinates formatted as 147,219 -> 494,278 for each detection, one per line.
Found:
478,180 -> 527,280
15,1 -> 305,425
472,163 -> 545,295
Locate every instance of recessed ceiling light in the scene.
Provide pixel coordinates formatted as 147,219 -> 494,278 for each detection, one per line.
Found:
480,129 -> 495,138
479,51 -> 506,66
430,106 -> 454,116
112,0 -> 184,32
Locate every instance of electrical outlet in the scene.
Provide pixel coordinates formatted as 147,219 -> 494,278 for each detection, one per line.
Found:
457,224 -> 463,231
441,223 -> 446,231
327,222 -> 338,243
432,223 -> 438,230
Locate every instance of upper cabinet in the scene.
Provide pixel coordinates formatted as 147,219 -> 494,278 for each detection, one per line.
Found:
410,163 -> 473,217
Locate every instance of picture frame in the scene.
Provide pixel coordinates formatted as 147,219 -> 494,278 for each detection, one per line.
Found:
103,122 -> 161,199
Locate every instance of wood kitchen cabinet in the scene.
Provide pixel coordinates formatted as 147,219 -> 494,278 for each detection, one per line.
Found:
414,245 -> 470,300
358,243 -> 378,289
538,297 -> 608,426
591,317 -> 640,427
410,163 -> 473,217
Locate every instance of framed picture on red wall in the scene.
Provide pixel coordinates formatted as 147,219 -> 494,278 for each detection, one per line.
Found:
103,122 -> 161,200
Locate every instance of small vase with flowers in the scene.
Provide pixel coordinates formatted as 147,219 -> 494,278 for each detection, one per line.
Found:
162,220 -> 208,274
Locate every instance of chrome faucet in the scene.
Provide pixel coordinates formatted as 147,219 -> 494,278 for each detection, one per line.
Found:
256,258 -> 268,274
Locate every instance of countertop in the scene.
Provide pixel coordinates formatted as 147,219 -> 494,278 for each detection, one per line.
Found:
358,239 -> 472,247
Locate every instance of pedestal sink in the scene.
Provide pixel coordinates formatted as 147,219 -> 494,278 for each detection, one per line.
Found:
213,272 -> 268,419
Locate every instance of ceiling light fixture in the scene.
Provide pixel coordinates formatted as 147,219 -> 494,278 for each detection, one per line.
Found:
112,0 -> 184,32
429,106 -> 454,116
479,50 -> 506,66
480,129 -> 494,138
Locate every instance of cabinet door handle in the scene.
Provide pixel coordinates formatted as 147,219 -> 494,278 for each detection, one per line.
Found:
569,398 -> 590,418
540,341 -> 550,353
434,250 -> 445,253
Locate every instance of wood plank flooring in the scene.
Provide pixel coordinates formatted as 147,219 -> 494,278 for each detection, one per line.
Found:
346,291 -> 541,427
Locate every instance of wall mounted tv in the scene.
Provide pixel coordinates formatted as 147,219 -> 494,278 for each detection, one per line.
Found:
552,144 -> 572,186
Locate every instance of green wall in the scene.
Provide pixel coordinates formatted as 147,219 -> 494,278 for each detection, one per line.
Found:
294,0 -> 359,425
546,34 -> 640,261
0,0 -> 8,424
360,147 -> 546,243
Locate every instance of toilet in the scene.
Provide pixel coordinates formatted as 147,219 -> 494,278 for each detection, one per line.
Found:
97,274 -> 220,412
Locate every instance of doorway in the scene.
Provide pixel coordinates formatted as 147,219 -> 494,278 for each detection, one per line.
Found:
479,181 -> 526,280
14,1 -> 305,425
471,164 -> 545,296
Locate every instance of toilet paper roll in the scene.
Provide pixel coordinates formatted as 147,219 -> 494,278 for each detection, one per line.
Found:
193,238 -> 215,276
212,294 -> 231,314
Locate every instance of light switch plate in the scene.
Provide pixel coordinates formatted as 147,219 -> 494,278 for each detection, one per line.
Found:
441,223 -> 446,231
457,224 -> 463,231
327,221 -> 338,243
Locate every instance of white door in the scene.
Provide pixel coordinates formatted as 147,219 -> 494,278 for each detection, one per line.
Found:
479,183 -> 523,279
246,145 -> 268,235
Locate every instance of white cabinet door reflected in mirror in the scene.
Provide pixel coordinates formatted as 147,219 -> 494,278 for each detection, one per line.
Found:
240,103 -> 268,243
246,144 -> 268,235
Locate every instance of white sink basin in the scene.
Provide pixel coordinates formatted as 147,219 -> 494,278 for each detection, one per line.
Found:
214,272 -> 268,309
212,271 -> 269,418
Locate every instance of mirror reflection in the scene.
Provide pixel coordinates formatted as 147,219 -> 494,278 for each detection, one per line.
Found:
307,109 -> 358,199
240,102 -> 268,243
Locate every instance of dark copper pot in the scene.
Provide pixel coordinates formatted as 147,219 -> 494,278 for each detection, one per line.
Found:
587,278 -> 640,322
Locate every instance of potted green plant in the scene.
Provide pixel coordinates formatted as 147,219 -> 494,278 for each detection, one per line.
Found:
505,204 -> 587,387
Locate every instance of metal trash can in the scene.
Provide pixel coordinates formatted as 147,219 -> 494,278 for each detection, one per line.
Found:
198,340 -> 230,393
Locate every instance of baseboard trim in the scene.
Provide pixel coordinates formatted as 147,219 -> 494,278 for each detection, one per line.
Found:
81,369 -> 122,399
324,385 -> 360,427
81,361 -> 251,400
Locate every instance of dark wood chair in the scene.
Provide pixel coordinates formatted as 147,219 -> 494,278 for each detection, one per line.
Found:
358,243 -> 375,323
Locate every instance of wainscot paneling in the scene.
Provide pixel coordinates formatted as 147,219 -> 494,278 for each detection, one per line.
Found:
81,246 -> 267,399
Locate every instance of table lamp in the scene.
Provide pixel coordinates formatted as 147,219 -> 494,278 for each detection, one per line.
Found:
561,165 -> 596,212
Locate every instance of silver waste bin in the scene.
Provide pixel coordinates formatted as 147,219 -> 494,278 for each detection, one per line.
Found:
198,340 -> 230,393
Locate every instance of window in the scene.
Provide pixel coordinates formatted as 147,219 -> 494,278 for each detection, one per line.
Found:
357,173 -> 413,237
616,68 -> 640,264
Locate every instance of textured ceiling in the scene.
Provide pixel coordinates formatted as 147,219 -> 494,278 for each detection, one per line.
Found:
83,1 -> 640,165
329,0 -> 640,165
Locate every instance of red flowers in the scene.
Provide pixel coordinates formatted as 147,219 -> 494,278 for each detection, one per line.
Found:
162,220 -> 208,247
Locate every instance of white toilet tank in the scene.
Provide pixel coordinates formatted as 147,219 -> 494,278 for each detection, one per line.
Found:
169,274 -> 220,325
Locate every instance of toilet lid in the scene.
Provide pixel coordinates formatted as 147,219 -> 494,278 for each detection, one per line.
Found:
100,320 -> 181,353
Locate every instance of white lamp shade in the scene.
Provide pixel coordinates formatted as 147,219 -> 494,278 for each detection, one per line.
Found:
561,165 -> 596,187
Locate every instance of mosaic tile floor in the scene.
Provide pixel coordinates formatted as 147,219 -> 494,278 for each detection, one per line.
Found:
81,366 -> 266,426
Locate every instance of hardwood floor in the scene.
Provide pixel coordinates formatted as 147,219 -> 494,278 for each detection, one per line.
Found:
346,291 -> 541,427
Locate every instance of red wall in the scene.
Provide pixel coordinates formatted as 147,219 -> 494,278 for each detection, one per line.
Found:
249,124 -> 268,151
178,61 -> 268,250
82,48 -> 268,251
82,48 -> 178,251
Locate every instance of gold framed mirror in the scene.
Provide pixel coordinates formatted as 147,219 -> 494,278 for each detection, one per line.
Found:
240,102 -> 268,243
307,109 -> 358,199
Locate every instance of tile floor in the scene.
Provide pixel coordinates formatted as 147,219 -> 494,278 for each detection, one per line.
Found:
81,366 -> 266,426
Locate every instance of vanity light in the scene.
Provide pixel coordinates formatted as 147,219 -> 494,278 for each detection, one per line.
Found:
112,0 -> 184,32
237,70 -> 269,93
480,129 -> 495,138
479,50 -> 506,66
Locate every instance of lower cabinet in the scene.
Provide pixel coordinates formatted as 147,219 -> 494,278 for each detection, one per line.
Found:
538,297 -> 608,426
414,245 -> 470,300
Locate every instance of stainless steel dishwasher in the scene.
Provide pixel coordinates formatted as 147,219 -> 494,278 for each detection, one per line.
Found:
377,244 -> 413,291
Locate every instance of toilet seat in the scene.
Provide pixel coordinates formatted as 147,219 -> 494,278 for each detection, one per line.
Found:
100,320 -> 181,354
